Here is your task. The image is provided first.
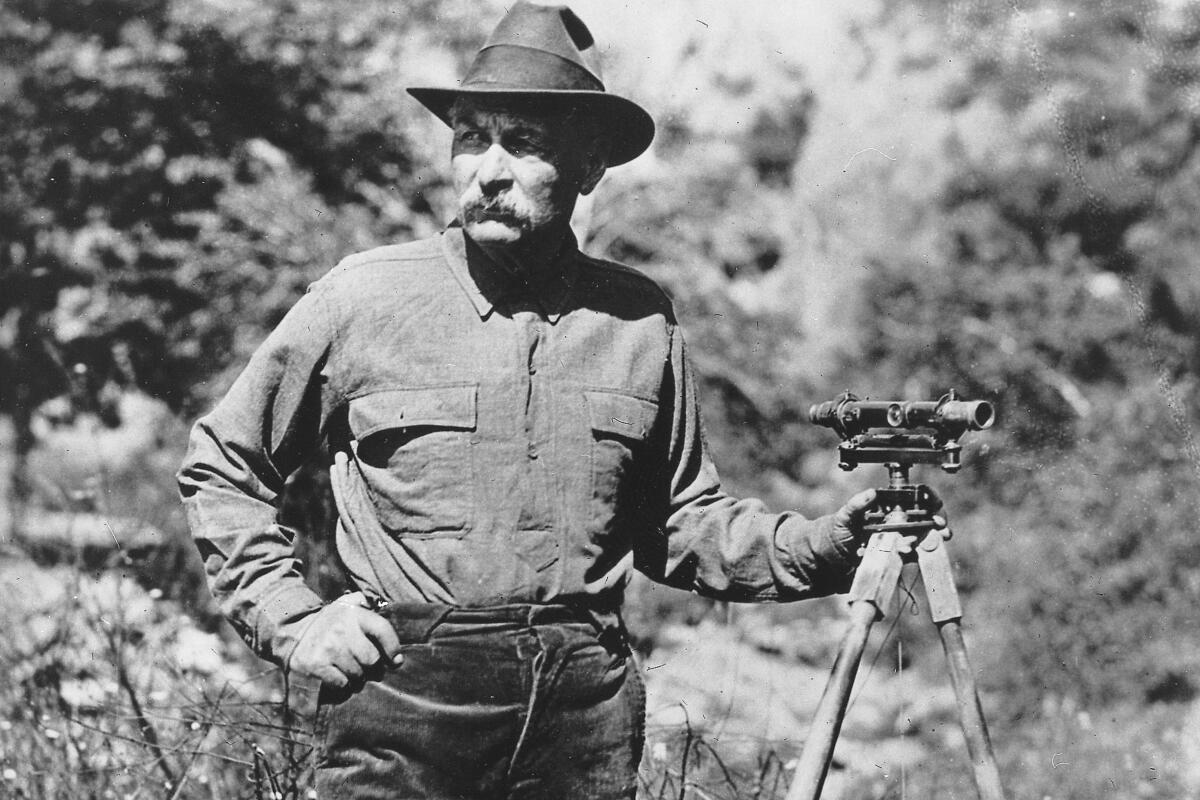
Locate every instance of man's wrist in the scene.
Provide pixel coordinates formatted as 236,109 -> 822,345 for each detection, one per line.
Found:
253,583 -> 327,666
774,513 -> 857,580
820,513 -> 861,567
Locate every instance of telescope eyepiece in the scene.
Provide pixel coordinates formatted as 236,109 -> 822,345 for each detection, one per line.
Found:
935,400 -> 994,432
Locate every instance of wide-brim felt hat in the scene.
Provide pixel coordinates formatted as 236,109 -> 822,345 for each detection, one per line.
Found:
407,2 -> 655,167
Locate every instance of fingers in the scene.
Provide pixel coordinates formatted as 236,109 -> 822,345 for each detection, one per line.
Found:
834,488 -> 876,524
292,639 -> 360,686
289,604 -> 405,685
923,485 -> 945,513
358,612 -> 405,666
335,608 -> 404,671
845,488 -> 877,515
327,647 -> 367,683
314,663 -> 352,689
930,511 -> 952,541
330,596 -> 402,663
291,641 -> 353,684
343,624 -> 384,668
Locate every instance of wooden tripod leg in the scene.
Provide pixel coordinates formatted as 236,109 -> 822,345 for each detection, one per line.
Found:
787,532 -> 905,800
917,539 -> 1007,800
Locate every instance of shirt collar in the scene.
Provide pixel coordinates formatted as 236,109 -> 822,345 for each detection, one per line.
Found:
439,223 -> 580,324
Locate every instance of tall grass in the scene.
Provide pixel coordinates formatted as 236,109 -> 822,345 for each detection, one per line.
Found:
0,557 -> 318,799
0,551 -> 1191,799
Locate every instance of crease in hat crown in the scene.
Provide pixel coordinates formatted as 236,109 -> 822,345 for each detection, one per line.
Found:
407,1 -> 654,166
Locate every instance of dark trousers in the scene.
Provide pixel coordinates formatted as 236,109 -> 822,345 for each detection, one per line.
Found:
314,604 -> 645,800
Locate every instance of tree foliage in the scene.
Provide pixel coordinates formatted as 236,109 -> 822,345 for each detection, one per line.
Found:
0,0 -> 489,542
841,0 -> 1200,708
0,0 -> 448,423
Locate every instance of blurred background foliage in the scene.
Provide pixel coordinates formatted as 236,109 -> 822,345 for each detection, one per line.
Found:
2,0 -> 1200,795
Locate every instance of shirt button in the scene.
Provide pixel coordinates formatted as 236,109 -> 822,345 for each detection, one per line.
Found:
528,444 -> 539,460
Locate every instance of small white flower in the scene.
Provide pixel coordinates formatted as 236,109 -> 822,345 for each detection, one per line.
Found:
59,678 -> 109,710
173,628 -> 225,675
3,769 -> 17,781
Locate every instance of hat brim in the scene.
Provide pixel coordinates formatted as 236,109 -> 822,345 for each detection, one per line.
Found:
407,86 -> 654,167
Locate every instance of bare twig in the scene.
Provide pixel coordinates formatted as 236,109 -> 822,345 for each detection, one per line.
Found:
678,705 -> 694,800
63,714 -> 257,768
105,622 -> 178,788
692,739 -> 738,796
161,708 -> 219,800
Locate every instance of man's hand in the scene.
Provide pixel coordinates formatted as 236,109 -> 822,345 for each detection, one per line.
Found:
831,488 -> 878,543
832,488 -> 952,557
288,593 -> 403,688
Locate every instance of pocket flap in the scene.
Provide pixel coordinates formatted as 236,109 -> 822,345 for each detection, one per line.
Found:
349,384 -> 477,439
584,390 -> 658,441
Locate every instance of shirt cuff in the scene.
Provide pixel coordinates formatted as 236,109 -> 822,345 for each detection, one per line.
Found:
818,513 -> 861,569
774,513 -> 860,597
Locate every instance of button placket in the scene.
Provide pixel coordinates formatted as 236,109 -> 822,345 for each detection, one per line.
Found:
517,310 -> 554,531
524,316 -> 547,461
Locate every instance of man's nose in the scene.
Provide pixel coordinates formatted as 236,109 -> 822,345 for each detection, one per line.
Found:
476,144 -> 514,194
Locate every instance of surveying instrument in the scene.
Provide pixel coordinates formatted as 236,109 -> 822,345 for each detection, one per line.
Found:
786,391 -> 1005,800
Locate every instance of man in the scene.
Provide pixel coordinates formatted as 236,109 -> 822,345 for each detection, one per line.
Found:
178,4 -> 881,798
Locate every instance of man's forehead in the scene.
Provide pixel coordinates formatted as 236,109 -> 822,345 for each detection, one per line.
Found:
451,98 -> 572,131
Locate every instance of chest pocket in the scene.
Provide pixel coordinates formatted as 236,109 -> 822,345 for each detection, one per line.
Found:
585,390 -> 658,542
348,384 -> 478,537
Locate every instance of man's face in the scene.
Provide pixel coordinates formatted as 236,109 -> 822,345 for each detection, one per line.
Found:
451,100 -> 602,251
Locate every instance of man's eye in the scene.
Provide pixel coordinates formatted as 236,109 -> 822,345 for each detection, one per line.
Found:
458,130 -> 485,145
507,137 -> 541,155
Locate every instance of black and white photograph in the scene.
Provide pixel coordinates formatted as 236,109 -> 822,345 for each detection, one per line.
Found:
2,1 -> 1198,797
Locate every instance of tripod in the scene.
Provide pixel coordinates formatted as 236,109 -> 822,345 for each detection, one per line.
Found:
785,461 -> 1006,800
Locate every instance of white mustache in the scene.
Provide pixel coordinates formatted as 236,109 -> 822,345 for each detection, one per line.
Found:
459,188 -> 528,221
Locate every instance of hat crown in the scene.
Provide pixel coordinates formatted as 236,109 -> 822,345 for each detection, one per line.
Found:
462,2 -> 605,91
406,2 -> 655,166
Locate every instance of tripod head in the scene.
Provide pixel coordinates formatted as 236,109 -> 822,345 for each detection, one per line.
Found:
809,390 -> 995,533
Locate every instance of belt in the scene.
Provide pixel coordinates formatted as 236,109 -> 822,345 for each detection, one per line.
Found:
374,601 -> 630,656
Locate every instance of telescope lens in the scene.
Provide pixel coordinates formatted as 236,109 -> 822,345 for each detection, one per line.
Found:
886,403 -> 904,428
973,401 -> 995,430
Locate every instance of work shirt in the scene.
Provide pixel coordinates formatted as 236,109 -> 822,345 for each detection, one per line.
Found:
178,225 -> 859,665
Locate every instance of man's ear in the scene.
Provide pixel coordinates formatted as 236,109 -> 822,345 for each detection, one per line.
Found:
579,157 -> 607,196
577,135 -> 609,196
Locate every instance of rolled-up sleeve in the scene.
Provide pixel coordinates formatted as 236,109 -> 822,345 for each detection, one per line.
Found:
177,285 -> 337,665
634,322 -> 859,601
